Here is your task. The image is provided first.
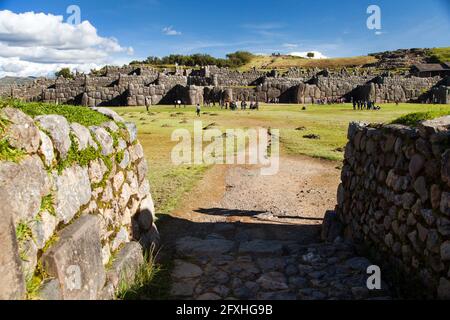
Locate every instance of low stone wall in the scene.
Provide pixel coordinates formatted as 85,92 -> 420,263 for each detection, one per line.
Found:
0,106 -> 158,300
336,117 -> 450,299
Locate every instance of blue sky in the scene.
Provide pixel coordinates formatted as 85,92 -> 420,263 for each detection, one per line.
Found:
0,0 -> 449,77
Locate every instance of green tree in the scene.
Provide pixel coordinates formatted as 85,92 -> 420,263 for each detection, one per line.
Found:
55,68 -> 74,79
307,52 -> 315,59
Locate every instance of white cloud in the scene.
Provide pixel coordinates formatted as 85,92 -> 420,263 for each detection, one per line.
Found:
0,10 -> 134,77
282,43 -> 299,49
162,26 -> 181,36
289,51 -> 328,59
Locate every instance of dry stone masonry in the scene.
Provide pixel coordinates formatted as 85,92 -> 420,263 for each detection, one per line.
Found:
0,106 -> 158,300
1,65 -> 448,106
336,117 -> 450,299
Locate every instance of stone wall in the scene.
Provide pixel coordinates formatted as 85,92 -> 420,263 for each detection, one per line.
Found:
336,118 -> 450,299
1,65 -> 448,106
294,76 -> 441,104
0,106 -> 158,300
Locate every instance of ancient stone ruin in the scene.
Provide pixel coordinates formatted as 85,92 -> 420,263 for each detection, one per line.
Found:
1,64 -> 449,107
336,117 -> 450,299
0,106 -> 158,300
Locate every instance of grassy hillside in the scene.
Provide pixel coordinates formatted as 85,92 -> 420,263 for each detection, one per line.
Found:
428,47 -> 450,63
132,47 -> 450,73
238,55 -> 378,72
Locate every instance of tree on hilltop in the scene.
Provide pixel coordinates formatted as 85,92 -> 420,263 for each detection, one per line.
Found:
55,68 -> 74,79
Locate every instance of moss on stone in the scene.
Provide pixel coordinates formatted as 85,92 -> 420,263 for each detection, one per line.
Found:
115,150 -> 125,164
0,137 -> 26,162
56,134 -> 104,174
25,274 -> 42,300
16,221 -> 33,243
40,194 -> 56,217
41,234 -> 60,254
1,99 -> 110,127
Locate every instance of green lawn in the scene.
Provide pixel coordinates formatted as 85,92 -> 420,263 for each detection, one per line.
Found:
4,100 -> 449,216
113,103 -> 450,213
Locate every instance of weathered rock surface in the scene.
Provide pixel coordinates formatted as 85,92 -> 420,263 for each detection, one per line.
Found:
42,215 -> 105,300
54,165 -> 92,224
0,210 -> 25,300
71,123 -> 97,151
170,231 -> 391,300
1,107 -> 40,153
39,131 -> 55,167
0,155 -> 51,222
30,211 -> 58,250
36,115 -> 71,159
176,237 -> 234,257
107,242 -> 144,288
90,126 -> 113,156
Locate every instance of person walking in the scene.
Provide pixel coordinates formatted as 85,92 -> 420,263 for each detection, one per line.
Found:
196,104 -> 201,117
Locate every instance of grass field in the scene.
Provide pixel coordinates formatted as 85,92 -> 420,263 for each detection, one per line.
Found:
114,103 -> 450,214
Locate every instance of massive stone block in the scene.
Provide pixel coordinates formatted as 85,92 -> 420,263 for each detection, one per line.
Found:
0,107 -> 40,153
0,210 -> 26,300
106,242 -> 144,288
0,155 -> 52,222
90,126 -> 113,156
54,165 -> 92,224
42,215 -> 106,300
71,123 -> 98,151
36,115 -> 71,159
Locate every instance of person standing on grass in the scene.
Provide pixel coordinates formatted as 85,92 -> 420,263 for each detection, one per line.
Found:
196,104 -> 201,117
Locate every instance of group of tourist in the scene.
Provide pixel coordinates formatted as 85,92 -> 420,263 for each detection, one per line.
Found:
193,100 -> 259,117
316,98 -> 346,105
352,99 -> 381,111
222,100 -> 260,111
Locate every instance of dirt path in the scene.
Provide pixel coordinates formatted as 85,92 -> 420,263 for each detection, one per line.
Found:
158,155 -> 391,300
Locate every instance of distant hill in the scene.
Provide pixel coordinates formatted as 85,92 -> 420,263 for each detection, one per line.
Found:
238,47 -> 450,72
130,47 -> 449,73
0,76 -> 36,87
236,55 -> 378,72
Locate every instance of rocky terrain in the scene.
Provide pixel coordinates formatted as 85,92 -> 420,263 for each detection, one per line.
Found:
160,158 -> 391,300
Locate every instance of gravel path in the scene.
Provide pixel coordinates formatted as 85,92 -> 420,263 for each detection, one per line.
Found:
158,155 -> 391,300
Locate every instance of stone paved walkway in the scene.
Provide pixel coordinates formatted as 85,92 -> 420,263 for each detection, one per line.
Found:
168,222 -> 391,300
159,156 -> 391,300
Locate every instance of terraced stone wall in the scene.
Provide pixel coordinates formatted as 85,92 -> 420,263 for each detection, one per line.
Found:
0,106 -> 158,300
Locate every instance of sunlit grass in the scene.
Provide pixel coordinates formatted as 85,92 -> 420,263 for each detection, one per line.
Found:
114,102 -> 450,212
